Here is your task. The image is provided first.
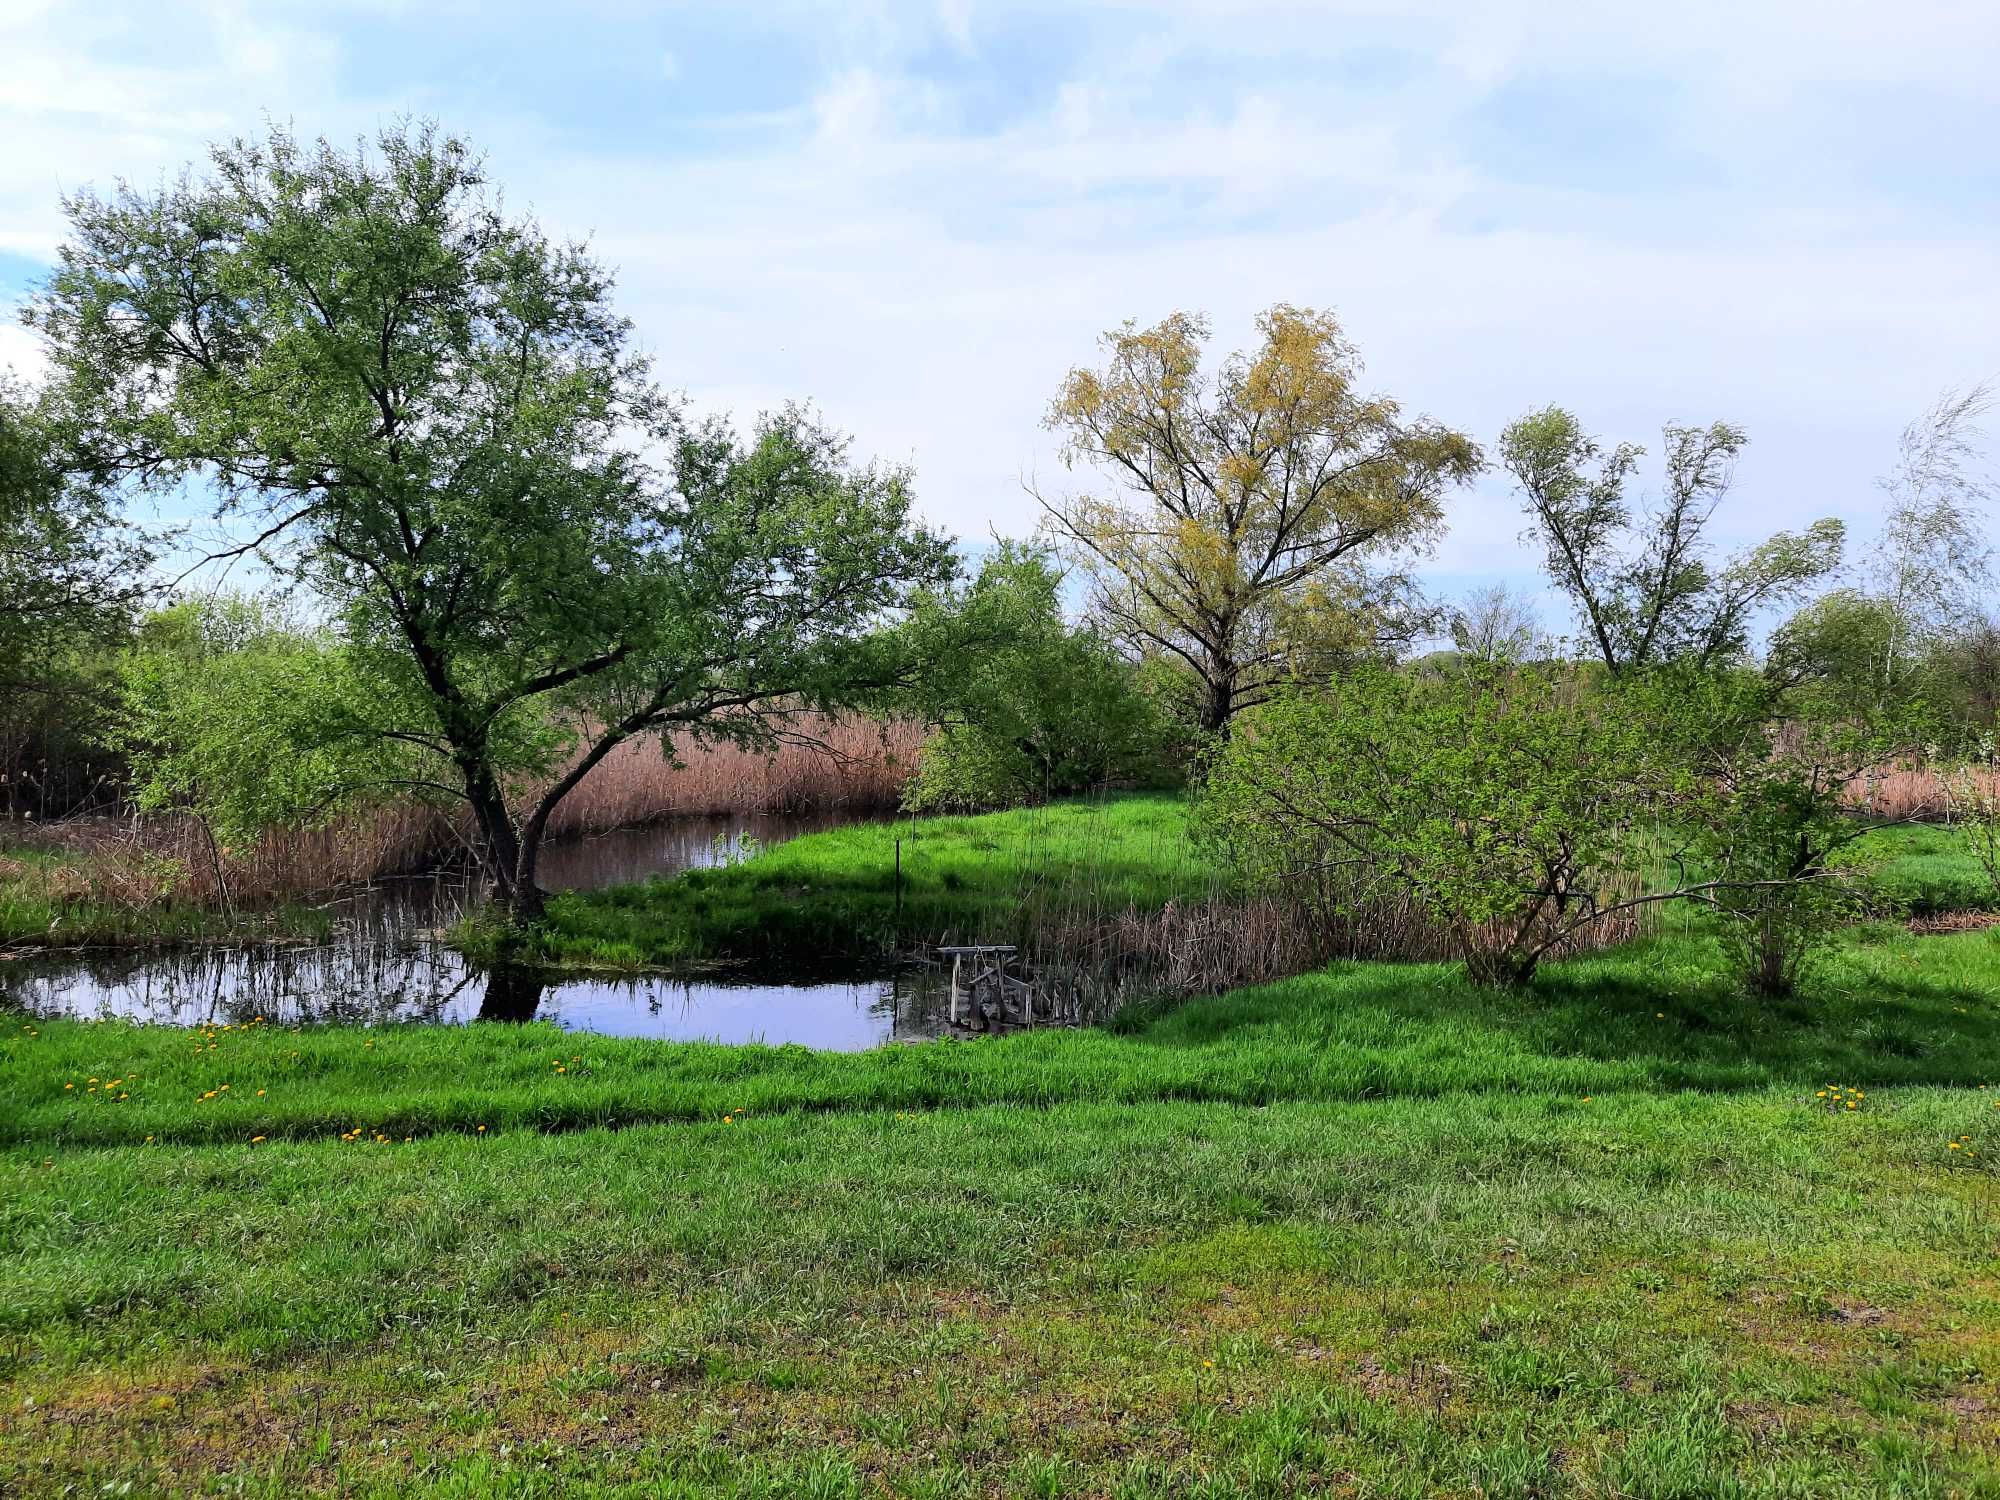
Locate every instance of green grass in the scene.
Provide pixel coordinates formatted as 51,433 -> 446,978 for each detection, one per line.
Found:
1850,823 -> 1998,916
507,798 -> 2000,974
7,805 -> 2000,1494
502,793 -> 1215,969
9,928 -> 2000,1150
5,926 -> 2000,1494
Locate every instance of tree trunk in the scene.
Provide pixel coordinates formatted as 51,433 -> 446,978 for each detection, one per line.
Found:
455,753 -> 543,927
1199,670 -> 1235,738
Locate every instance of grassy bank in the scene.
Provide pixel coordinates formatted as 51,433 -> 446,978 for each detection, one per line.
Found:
501,793 -> 1214,969
6,926 -> 2000,1495
1854,822 -> 1998,916
503,797 -> 1998,974
0,844 -> 333,950
10,928 -> 1999,1149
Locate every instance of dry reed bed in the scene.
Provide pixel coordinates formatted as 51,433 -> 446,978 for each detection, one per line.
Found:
1845,763 -> 1999,822
983,871 -> 1649,1013
2,718 -> 921,909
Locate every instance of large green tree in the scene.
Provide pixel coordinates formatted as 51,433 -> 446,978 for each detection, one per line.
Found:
30,122 -> 954,922
1499,407 -> 1843,674
1037,306 -> 1481,736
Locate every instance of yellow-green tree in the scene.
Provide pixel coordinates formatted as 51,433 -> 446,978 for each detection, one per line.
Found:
1037,306 -> 1481,735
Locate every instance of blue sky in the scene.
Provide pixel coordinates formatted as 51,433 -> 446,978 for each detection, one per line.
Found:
3,0 -> 1995,630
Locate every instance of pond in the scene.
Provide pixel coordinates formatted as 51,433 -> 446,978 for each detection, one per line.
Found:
0,811 -> 959,1049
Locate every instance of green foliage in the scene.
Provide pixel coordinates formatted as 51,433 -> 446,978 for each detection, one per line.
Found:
1682,614 -> 1952,994
1040,305 -> 1482,733
1196,665 -> 1690,985
1851,822 -> 1996,917
0,374 -> 150,813
114,597 -> 447,846
1941,732 -> 2000,906
1499,405 -> 1843,673
31,121 -> 954,917
901,544 -> 1173,811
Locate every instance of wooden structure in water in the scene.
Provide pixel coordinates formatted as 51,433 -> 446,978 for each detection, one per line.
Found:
935,944 -> 1076,1032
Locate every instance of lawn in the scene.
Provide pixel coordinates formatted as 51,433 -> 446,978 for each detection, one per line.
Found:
504,793 -> 1216,970
5,924 -> 2000,1496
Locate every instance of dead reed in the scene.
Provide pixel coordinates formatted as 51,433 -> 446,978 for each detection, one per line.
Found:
2,717 -> 921,909
1846,762 -> 1998,823
983,862 -> 1648,1015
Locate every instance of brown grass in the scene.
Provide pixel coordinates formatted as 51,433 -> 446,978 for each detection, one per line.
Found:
1029,879 -> 1649,1015
1843,762 -> 2000,822
2,717 -> 921,909
549,718 -> 921,831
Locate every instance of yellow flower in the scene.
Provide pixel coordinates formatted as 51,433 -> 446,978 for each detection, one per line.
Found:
1846,1101 -> 1858,1110
250,1135 -> 266,1144
256,1090 -> 266,1097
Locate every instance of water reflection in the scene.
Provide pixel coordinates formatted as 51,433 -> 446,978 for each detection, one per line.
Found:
0,809 -> 966,1050
477,966 -> 547,1023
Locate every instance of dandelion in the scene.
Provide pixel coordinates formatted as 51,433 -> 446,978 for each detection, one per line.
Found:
256,1090 -> 266,1097
64,1083 -> 73,1090
251,1136 -> 266,1144
477,1125 -> 486,1133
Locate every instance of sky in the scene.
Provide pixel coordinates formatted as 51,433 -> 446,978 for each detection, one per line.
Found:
2,0 -> 1996,627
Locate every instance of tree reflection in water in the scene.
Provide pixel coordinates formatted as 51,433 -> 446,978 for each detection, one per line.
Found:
476,965 -> 549,1022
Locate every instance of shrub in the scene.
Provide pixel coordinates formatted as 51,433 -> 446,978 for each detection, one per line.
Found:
1196,665 -> 1688,986
1942,731 -> 2000,906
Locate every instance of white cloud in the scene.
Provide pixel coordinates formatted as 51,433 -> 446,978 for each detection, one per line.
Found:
2,0 -> 1994,611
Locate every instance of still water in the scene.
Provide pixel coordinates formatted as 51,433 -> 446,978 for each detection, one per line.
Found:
0,811 -> 957,1050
